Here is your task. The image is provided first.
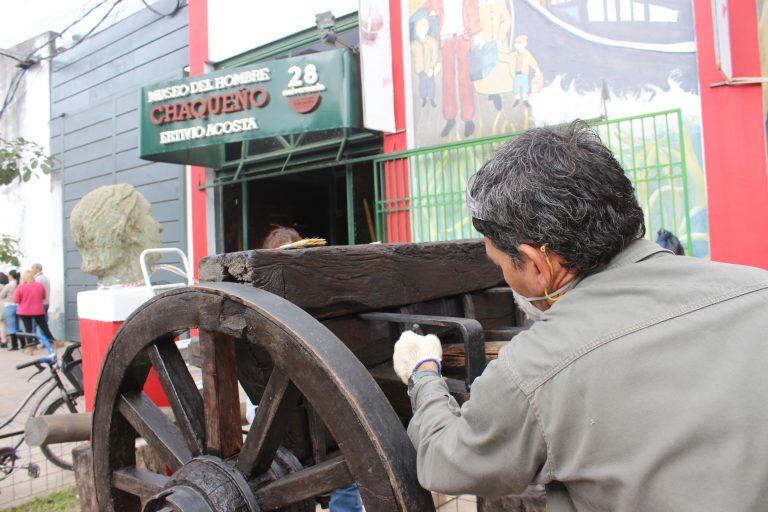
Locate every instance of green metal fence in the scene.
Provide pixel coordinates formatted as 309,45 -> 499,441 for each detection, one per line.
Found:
374,109 -> 693,255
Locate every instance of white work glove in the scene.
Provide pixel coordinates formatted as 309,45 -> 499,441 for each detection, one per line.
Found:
393,330 -> 442,384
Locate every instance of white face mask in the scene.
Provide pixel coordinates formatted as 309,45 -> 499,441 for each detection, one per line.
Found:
512,280 -> 579,322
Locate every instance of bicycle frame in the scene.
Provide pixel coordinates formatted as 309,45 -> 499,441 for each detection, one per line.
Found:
0,366 -> 79,451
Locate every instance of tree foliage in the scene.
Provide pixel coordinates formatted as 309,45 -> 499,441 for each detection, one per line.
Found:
0,137 -> 55,266
0,136 -> 55,186
0,234 -> 21,267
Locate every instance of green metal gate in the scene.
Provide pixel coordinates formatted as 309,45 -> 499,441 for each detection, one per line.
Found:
374,109 -> 693,255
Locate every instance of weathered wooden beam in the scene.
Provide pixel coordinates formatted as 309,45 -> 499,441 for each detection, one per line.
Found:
198,240 -> 503,319
25,412 -> 92,446
26,403 -> 252,447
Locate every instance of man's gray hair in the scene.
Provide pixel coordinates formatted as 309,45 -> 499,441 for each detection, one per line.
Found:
470,121 -> 645,275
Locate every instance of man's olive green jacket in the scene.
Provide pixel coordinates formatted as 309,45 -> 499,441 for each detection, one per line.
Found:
408,239 -> 768,511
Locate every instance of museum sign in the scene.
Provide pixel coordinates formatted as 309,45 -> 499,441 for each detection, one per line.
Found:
139,49 -> 361,167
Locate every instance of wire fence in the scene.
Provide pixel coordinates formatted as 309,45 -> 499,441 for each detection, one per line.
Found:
0,428 -> 79,509
0,343 -> 83,509
374,109 -> 693,255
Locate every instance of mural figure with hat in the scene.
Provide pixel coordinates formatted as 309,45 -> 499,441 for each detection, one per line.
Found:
424,0 -> 482,138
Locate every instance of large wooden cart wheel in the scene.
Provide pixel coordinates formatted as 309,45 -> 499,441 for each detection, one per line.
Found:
92,282 -> 434,512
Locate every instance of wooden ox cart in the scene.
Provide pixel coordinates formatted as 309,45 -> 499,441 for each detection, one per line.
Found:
88,240 -> 535,511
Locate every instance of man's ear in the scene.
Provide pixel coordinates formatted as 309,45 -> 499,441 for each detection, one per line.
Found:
518,243 -> 550,289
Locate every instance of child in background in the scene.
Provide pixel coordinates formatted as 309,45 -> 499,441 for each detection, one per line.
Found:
412,18 -> 439,108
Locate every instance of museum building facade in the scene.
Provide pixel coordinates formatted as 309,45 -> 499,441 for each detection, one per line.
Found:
51,0 -> 768,340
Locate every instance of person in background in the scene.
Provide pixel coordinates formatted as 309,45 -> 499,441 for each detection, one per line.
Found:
13,270 -> 55,356
31,263 -> 50,315
248,226 -> 364,512
261,225 -> 301,249
0,272 -> 7,347
1,270 -> 20,350
31,263 -> 58,347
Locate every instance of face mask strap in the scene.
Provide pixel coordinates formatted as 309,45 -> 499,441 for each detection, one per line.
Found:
540,244 -> 565,303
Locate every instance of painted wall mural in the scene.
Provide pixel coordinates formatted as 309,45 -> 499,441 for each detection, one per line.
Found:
401,0 -> 710,258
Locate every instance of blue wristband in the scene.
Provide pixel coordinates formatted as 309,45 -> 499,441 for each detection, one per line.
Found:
412,358 -> 442,375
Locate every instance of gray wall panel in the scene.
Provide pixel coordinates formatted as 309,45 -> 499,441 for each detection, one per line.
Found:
63,174 -> 115,201
52,17 -> 188,88
63,137 -> 113,167
63,156 -> 114,186
53,4 -> 188,341
133,179 -> 181,203
53,47 -> 189,106
116,163 -> 181,185
115,130 -> 137,153
115,110 -> 138,134
63,120 -> 114,150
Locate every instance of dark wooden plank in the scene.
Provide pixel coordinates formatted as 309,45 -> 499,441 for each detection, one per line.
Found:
113,467 -> 171,501
72,444 -> 98,512
148,339 -> 206,456
118,391 -> 192,471
485,327 -> 528,341
255,456 -> 353,510
236,368 -> 300,478
441,341 -> 509,368
200,329 -> 243,458
321,316 -> 393,367
198,240 -> 503,319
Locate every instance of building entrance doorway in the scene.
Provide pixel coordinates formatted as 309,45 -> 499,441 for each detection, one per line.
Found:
220,161 -> 377,252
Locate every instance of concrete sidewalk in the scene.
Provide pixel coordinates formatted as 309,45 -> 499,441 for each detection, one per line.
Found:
0,343 -> 79,508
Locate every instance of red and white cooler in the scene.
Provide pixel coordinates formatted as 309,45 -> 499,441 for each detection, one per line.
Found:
76,248 -> 194,411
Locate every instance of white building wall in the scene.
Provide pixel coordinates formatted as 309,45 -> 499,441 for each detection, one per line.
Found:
207,0 -> 358,62
0,33 -> 65,338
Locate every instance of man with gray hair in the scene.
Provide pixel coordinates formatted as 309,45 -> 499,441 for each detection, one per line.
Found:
31,263 -> 50,312
393,122 -> 768,510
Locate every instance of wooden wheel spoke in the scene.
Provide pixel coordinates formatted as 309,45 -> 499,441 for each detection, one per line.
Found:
148,338 -> 205,456
118,391 -> 193,471
200,328 -> 243,458
113,467 -> 170,501
307,404 -> 327,465
255,456 -> 353,510
236,368 -> 299,478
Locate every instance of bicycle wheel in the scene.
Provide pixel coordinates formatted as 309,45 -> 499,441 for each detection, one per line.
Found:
38,391 -> 84,470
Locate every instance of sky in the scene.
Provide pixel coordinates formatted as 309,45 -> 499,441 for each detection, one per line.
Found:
1,0 -> 360,63
0,0 -> 147,52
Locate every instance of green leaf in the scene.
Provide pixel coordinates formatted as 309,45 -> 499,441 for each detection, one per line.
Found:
0,137 -> 53,186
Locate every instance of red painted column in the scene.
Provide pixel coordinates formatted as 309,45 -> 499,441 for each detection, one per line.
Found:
382,0 -> 412,242
188,0 -> 210,273
694,0 -> 768,268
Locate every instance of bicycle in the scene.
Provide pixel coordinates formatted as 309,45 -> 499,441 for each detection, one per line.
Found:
0,342 -> 84,481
